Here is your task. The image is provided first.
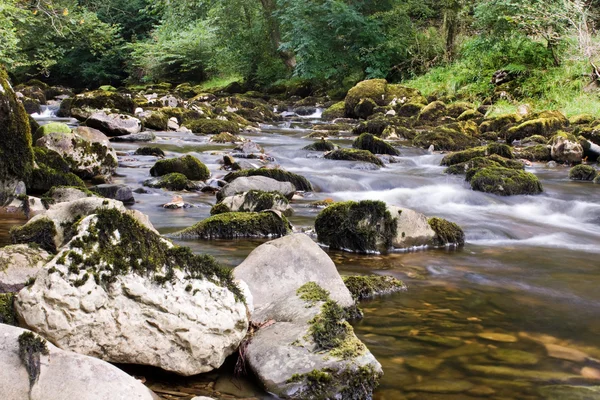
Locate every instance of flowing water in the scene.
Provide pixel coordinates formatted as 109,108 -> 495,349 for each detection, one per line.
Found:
12,109 -> 600,399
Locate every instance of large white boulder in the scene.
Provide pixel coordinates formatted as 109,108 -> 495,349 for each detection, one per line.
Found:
16,208 -> 249,376
0,324 -> 159,400
86,112 -> 142,137
234,233 -> 354,309
388,205 -> 437,249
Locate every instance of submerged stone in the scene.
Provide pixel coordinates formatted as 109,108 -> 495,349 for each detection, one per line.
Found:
405,380 -> 474,393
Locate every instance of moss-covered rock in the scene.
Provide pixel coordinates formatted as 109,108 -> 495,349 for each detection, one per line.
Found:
569,114 -> 595,125
175,211 -> 291,239
417,101 -> 447,122
446,102 -> 474,118
515,145 -> 552,162
0,293 -> 16,325
27,164 -> 86,195
324,148 -> 384,167
223,168 -> 313,192
0,67 -> 35,205
139,110 -> 168,131
470,167 -> 543,196
353,98 -> 377,119
321,101 -> 345,120
446,155 -> 523,179
506,112 -> 567,143
210,202 -> 231,215
352,133 -> 399,156
219,190 -> 292,216
34,122 -> 71,141
342,276 -> 405,301
150,155 -> 210,181
344,80 -> 421,119
210,132 -> 242,143
479,113 -> 522,133
315,200 -> 397,253
428,217 -> 465,246
413,121 -> 481,151
71,90 -> 135,113
351,117 -> 390,137
186,119 -> 240,135
303,139 -> 337,152
10,217 -> 58,253
397,101 -> 426,117
568,164 -> 597,181
441,143 -> 513,166
144,173 -> 193,191
134,147 -> 165,157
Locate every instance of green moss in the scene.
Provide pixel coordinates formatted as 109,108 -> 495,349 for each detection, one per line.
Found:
446,102 -> 474,118
287,365 -> 380,400
457,109 -> 484,121
186,119 -> 239,135
71,90 -> 134,113
0,67 -> 35,200
144,173 -> 191,191
236,190 -> 288,212
18,331 -> 49,387
175,211 -> 291,239
27,164 -> 86,195
0,293 -> 16,326
321,101 -> 345,120
397,101 -> 426,117
315,200 -> 397,253
569,114 -> 595,125
516,144 -> 552,162
159,107 -> 204,124
134,146 -> 165,156
446,155 -> 523,180
150,155 -> 210,181
569,164 -> 597,181
303,140 -> 337,152
210,202 -> 231,215
33,147 -> 70,172
342,276 -> 405,301
428,217 -> 466,246
470,167 -> 543,196
11,217 -> 57,253
353,98 -> 377,119
142,111 -> 168,131
479,113 -> 522,133
441,143 -> 513,166
352,133 -> 399,156
324,148 -> 384,167
34,122 -> 71,141
417,101 -> 447,122
223,168 -> 313,191
62,208 -> 244,301
344,79 -> 387,118
211,132 -> 240,143
413,122 -> 480,151
297,282 -> 330,305
506,116 -> 566,143
352,117 -> 390,137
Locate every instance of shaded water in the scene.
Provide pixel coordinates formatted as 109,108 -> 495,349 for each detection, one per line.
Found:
13,112 -> 600,399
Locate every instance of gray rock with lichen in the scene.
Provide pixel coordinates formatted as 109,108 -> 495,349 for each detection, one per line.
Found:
0,324 -> 160,400
0,245 -> 50,292
388,205 -> 436,249
219,190 -> 293,216
16,208 -> 250,376
218,176 -> 295,201
86,111 -> 142,137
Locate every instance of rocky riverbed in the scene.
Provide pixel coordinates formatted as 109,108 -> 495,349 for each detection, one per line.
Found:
1,73 -> 600,400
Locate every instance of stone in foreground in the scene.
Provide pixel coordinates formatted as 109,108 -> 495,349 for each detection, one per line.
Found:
16,208 -> 249,376
0,324 -> 159,400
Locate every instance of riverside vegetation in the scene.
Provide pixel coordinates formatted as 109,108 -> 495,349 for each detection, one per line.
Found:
1,0 -> 600,399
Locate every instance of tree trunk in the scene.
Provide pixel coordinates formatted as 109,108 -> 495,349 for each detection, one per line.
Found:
259,0 -> 296,70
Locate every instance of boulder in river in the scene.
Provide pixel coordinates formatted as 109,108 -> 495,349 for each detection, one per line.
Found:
441,143 -> 514,166
217,190 -> 293,216
0,244 -> 50,292
150,155 -> 210,181
16,208 -> 249,376
217,176 -> 296,201
86,112 -> 142,137
174,211 -> 291,240
144,173 -> 198,191
234,233 -> 355,309
342,275 -> 406,301
186,119 -> 240,135
71,89 -> 135,113
413,121 -> 481,151
34,122 -> 71,141
506,111 -> 568,143
224,168 -> 313,192
243,281 -> 382,399
352,133 -> 399,156
550,132 -> 583,164
36,126 -> 118,180
0,66 -> 34,206
470,167 -> 543,195
569,164 -> 597,181
324,148 -> 384,167
1,325 -> 160,400
90,184 -> 135,205
344,79 -> 422,119
303,139 -> 337,152
417,100 -> 447,122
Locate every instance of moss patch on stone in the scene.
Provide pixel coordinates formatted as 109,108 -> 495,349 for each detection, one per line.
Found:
303,140 -> 337,152
18,331 -> 49,387
223,168 -> 313,191
0,67 -> 35,199
186,119 -> 239,135
227,190 -> 289,213
516,144 -> 552,162
321,101 -> 345,120
441,143 -> 513,166
352,133 -> 399,156
342,275 -> 406,301
506,115 -> 566,143
210,202 -> 231,215
150,155 -> 210,181
27,164 -> 86,195
34,122 -> 71,141
418,101 -> 447,122
324,148 -> 384,167
428,217 -> 466,246
470,167 -> 543,196
11,217 -> 57,253
61,208 -> 244,301
287,365 -> 380,400
71,90 -> 134,113
297,282 -> 330,306
144,172 -> 191,191
0,293 -> 16,326
569,164 -> 597,181
135,146 -> 165,157
315,200 -> 397,253
413,122 -> 480,151
175,211 -> 291,239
